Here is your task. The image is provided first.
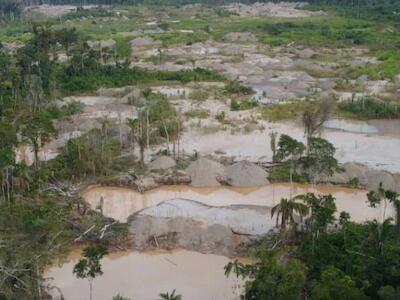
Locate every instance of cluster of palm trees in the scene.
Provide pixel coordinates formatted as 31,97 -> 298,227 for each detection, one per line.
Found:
271,196 -> 308,235
272,187 -> 400,243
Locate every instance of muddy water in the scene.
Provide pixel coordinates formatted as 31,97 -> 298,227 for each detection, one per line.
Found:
46,249 -> 245,300
84,183 -> 393,224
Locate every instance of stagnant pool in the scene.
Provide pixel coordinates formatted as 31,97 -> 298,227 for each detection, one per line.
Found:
47,183 -> 393,300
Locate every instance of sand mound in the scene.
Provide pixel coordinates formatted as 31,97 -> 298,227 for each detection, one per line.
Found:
149,156 -> 176,170
128,198 -> 274,255
330,162 -> 398,191
330,162 -> 369,185
131,36 -> 161,47
185,158 -> 225,187
222,160 -> 269,187
365,169 -> 397,191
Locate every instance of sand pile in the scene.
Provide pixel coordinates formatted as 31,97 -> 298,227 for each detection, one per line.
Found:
330,162 -> 398,191
185,158 -> 225,187
330,162 -> 369,186
131,37 -> 161,47
128,199 -> 274,255
222,160 -> 269,187
149,156 -> 176,170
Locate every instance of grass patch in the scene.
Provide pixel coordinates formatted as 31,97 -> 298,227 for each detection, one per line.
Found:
189,89 -> 209,101
346,51 -> 400,81
184,109 -> 210,119
338,97 -> 400,119
59,64 -> 225,95
259,101 -> 320,121
200,124 -> 226,135
230,99 -> 258,111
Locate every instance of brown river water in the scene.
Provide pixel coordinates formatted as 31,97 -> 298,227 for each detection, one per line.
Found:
83,183 -> 393,223
47,183 -> 393,300
46,249 -> 247,300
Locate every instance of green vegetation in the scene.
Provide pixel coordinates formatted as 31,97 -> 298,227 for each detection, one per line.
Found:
73,244 -> 108,300
227,187 -> 400,300
60,62 -> 224,94
259,101 -> 321,122
1,1 -> 400,299
0,22 -> 194,299
339,97 -> 400,119
158,289 -> 182,300
230,99 -> 258,111
184,108 -> 210,119
270,134 -> 338,184
224,81 -> 254,97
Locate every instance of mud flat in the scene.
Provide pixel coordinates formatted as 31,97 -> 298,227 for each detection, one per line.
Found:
180,120 -> 400,173
324,119 -> 379,134
223,2 -> 323,18
46,249 -> 244,300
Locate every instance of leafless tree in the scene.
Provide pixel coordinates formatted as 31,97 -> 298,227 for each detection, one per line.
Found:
302,97 -> 334,153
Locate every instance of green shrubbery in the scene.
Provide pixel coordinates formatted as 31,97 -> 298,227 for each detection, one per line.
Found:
230,99 -> 258,111
270,166 -> 309,183
224,81 -> 254,96
59,63 -> 224,94
339,97 -> 400,119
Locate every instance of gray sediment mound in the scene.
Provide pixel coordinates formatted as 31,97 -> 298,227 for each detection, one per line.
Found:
222,160 -> 269,187
330,162 -> 399,192
329,162 -> 369,186
128,198 -> 275,256
185,157 -> 225,187
129,216 -> 252,256
154,170 -> 191,185
149,156 -> 176,170
131,36 -> 161,47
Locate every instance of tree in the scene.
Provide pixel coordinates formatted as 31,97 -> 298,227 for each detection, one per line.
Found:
269,131 -> 278,163
225,259 -> 252,279
367,183 -> 400,231
0,121 -> 17,203
73,244 -> 108,300
297,193 -> 337,254
301,99 -> 333,154
127,118 -> 138,153
243,250 -> 307,300
302,193 -> 337,234
21,112 -> 56,169
311,266 -> 367,300
276,134 -> 305,162
367,219 -> 393,256
271,197 -> 309,235
378,286 -> 400,300
276,134 -> 305,184
158,289 -> 182,300
303,137 -> 339,184
55,27 -> 78,51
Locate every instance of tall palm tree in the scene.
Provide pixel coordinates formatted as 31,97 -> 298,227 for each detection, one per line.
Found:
271,197 -> 309,233
367,219 -> 392,255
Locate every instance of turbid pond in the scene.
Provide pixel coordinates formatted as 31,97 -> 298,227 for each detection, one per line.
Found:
46,249 -> 246,300
83,183 -> 392,223
47,183 -> 394,299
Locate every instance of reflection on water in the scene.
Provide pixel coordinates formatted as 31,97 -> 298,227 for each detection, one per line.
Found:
46,249 -> 244,300
84,183 -> 391,224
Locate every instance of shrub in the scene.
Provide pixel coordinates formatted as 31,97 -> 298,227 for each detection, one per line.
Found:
230,99 -> 258,111
339,97 -> 400,119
